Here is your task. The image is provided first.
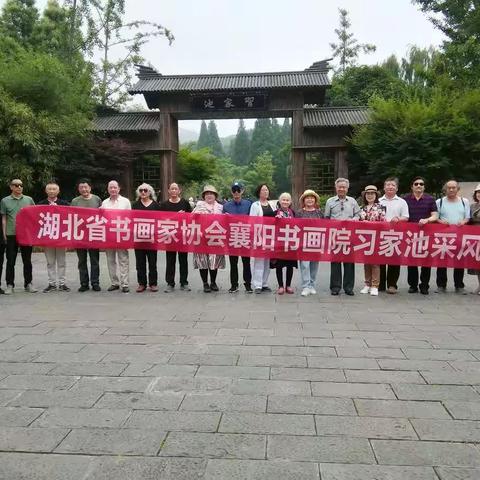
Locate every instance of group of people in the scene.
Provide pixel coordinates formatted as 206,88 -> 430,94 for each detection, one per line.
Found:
1,176 -> 479,297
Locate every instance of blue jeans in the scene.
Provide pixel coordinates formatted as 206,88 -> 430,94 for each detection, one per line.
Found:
299,261 -> 319,289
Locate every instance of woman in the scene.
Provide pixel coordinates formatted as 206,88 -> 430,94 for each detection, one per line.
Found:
273,193 -> 297,294
359,185 -> 386,296
296,189 -> 323,297
468,184 -> 480,294
193,185 -> 225,292
132,183 -> 160,292
250,183 -> 275,294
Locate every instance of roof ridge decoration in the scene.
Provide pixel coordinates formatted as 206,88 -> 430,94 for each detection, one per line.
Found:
304,59 -> 333,72
134,64 -> 161,80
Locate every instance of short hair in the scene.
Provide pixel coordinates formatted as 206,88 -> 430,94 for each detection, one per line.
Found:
135,183 -> 157,201
335,178 -> 349,188
443,179 -> 459,193
255,183 -> 270,199
384,177 -> 399,187
278,192 -> 292,204
473,189 -> 480,202
411,176 -> 425,186
45,181 -> 59,187
362,190 -> 379,206
76,178 -> 92,187
107,179 -> 120,188
168,182 -> 181,190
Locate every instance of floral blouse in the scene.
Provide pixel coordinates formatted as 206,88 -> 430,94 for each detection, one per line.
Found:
360,203 -> 386,222
275,207 -> 295,219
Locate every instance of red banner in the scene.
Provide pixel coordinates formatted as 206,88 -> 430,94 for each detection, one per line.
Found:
15,205 -> 480,268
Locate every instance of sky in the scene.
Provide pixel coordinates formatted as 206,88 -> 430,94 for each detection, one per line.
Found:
4,0 -> 445,137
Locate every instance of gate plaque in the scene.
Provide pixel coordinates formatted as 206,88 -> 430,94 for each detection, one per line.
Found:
191,92 -> 268,112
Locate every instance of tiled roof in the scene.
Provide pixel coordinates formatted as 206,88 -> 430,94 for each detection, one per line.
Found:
304,107 -> 370,127
92,112 -> 161,132
129,61 -> 331,94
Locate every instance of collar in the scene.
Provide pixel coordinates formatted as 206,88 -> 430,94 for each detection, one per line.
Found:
333,196 -> 348,202
10,194 -> 23,200
380,194 -> 399,201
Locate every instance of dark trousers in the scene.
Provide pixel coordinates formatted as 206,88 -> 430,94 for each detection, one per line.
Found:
276,266 -> 293,287
0,242 -> 5,286
229,255 -> 252,288
330,262 -> 354,293
436,268 -> 465,289
165,251 -> 188,286
76,249 -> 100,287
408,266 -> 431,290
135,249 -> 158,286
380,265 -> 400,290
6,235 -> 32,288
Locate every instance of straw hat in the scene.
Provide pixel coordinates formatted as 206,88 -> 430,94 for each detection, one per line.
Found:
299,189 -> 320,205
362,185 -> 378,194
475,184 -> 480,192
201,185 -> 218,198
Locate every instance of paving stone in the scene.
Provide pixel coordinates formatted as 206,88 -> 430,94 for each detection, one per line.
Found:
203,459 -> 319,480
219,412 -> 315,435
378,359 -> 454,371
144,376 -> 232,394
444,401 -> 480,420
393,384 -> 480,401
271,346 -> 337,356
315,415 -> 417,439
267,434 -> 375,463
183,336 -> 244,345
231,379 -> 311,396
345,369 -> 426,384
245,336 -> 305,346
270,367 -> 345,382
32,407 -> 130,428
159,432 -> 266,459
422,371 -> 480,385
0,406 -> 44,426
311,382 -> 396,399
355,399 -> 450,419
435,467 -> 480,480
121,363 -> 197,377
125,410 -> 221,432
0,389 -> 22,406
307,357 -> 379,369
267,395 -> 355,415
69,376 -> 153,393
206,345 -> 271,355
55,428 -> 167,455
238,355 -> 307,367
48,362 -> 128,376
403,349 -> 477,361
169,354 -> 238,365
196,365 -> 270,379
0,362 -> 55,375
8,390 -> 102,408
336,347 -> 406,359
411,419 -> 480,442
320,464 -> 438,480
181,393 -> 266,412
0,374 -> 79,390
0,427 -> 69,452
94,391 -> 184,410
372,440 -> 480,466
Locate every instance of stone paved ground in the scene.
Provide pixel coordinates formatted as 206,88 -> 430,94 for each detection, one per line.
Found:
1,252 -> 480,479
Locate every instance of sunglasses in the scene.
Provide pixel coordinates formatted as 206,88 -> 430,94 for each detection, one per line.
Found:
231,187 -> 241,193
139,188 -> 149,193
413,182 -> 424,186
12,184 -> 23,187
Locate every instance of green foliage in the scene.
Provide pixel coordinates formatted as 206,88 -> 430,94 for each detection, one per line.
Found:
0,0 -> 38,47
177,147 -> 217,186
196,120 -> 210,150
207,120 -> 224,157
249,118 -> 275,163
231,119 -> 250,165
244,151 -> 276,194
330,8 -> 376,73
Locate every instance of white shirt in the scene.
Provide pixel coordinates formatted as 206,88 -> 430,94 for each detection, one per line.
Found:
379,195 -> 409,221
101,195 -> 131,210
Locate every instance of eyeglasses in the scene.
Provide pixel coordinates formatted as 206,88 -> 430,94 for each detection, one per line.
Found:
413,182 -> 424,186
139,188 -> 149,193
12,184 -> 23,187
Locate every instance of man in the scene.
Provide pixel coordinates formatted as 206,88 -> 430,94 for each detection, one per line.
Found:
159,182 -> 192,292
324,178 -> 361,296
403,177 -> 438,295
71,178 -> 102,292
0,179 -> 37,294
102,180 -> 131,293
38,182 -> 70,292
435,179 -> 470,294
0,218 -> 4,294
379,177 -> 409,294
223,181 -> 253,293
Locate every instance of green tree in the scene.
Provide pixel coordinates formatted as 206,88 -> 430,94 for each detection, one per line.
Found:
207,120 -> 224,157
0,0 -> 38,47
244,151 -> 276,194
249,118 -> 274,163
231,119 -> 250,165
330,8 -> 376,73
177,146 -> 217,186
196,120 -> 210,150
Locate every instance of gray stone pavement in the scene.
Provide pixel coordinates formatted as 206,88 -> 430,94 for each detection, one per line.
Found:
0,252 -> 480,479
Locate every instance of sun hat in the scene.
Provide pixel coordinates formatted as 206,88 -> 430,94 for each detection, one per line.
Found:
299,189 -> 320,205
201,185 -> 218,198
362,185 -> 378,193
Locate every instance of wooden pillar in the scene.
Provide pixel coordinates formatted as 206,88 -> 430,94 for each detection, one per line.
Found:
291,110 -> 305,206
158,113 -> 179,201
334,148 -> 348,180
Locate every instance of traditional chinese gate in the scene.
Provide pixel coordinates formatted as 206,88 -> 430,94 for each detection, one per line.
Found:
93,60 -> 369,201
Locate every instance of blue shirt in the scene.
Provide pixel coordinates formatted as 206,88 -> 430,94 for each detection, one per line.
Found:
223,198 -> 252,215
436,196 -> 470,224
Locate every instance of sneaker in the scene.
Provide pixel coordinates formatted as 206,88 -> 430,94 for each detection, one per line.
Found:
455,287 -> 468,295
180,284 -> 191,291
203,283 -> 211,293
309,287 -> 317,295
121,286 -> 129,293
43,284 -> 56,293
25,284 -> 38,293
370,287 -> 379,296
344,290 -> 355,296
164,284 -> 174,293
301,287 -> 310,297
107,285 -> 120,292
245,283 -> 253,293
78,285 -> 89,292
0,287 -> 4,294
262,286 -> 272,292
149,285 -> 159,292
136,285 -> 146,293
58,285 -> 70,292
408,287 -> 418,293
277,287 -> 285,295
419,287 -> 429,295
4,286 -> 13,295
91,284 -> 101,292
286,286 -> 294,294
331,290 -> 340,296
254,288 -> 262,294
435,287 -> 447,294
360,286 -> 370,294
228,285 -> 239,293
387,286 -> 397,294
210,283 -> 219,292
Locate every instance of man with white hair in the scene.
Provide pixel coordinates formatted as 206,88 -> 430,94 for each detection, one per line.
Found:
102,180 -> 131,293
324,178 -> 361,296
